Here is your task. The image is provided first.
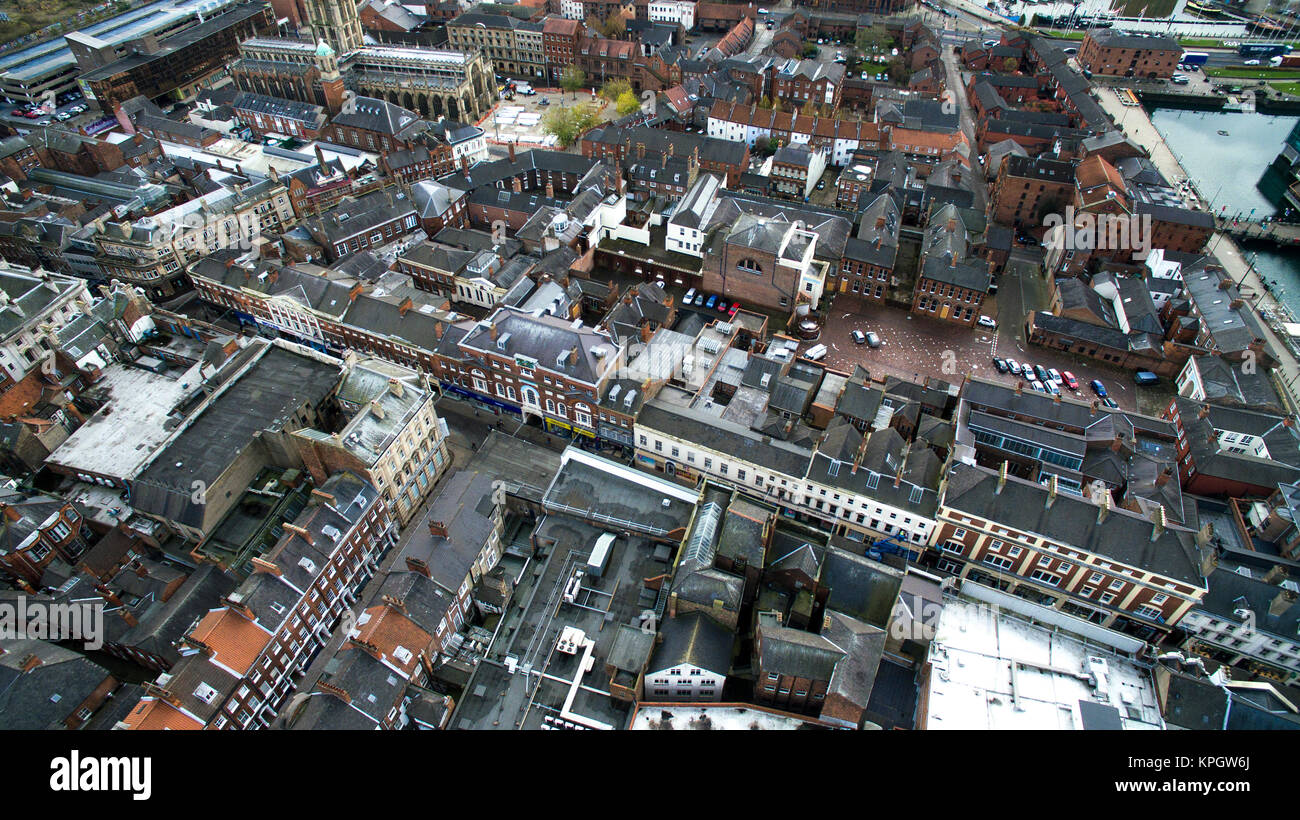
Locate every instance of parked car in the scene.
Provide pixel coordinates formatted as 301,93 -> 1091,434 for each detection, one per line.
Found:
684,287 -> 697,304
705,294 -> 717,309
538,97 -> 550,106
977,315 -> 996,329
1101,397 -> 1119,409
695,293 -> 705,306
1045,380 -> 1060,396
816,179 -> 826,190
1134,370 -> 1159,385
728,302 -> 740,318
1090,379 -> 1107,398
1033,364 -> 1050,383
1244,59 -> 1261,66
993,357 -> 1008,373
1062,371 -> 1079,391
865,331 -> 881,348
1029,379 -> 1045,392
1047,368 -> 1062,384
1005,359 -> 1022,376
852,330 -> 867,345
716,298 -> 730,313
804,343 -> 828,361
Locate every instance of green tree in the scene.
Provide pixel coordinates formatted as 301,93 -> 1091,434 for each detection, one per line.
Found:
757,95 -> 772,109
616,90 -> 641,116
543,106 -> 581,147
604,12 -> 626,37
1002,56 -> 1019,73
600,78 -> 633,102
561,65 -> 586,99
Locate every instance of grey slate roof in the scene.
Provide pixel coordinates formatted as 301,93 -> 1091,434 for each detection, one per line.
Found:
647,610 -> 734,676
942,460 -> 1204,586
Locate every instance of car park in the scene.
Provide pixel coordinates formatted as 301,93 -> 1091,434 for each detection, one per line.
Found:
1090,379 -> 1107,398
1062,371 -> 1079,390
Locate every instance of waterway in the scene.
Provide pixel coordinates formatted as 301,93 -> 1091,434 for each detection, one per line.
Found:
1149,107 -> 1300,316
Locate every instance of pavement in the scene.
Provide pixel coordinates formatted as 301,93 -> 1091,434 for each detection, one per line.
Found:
807,264 -> 1150,411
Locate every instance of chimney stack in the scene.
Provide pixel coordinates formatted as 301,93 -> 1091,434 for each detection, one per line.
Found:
405,556 -> 431,578
1150,505 -> 1166,541
1045,474 -> 1058,508
996,460 -> 1008,495
1263,565 -> 1288,585
284,522 -> 313,545
1155,466 -> 1173,487
1097,494 -> 1112,524
428,520 -> 449,537
508,141 -> 515,162
1269,588 -> 1297,617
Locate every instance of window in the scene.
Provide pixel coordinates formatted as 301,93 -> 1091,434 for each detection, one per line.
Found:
984,554 -> 1014,571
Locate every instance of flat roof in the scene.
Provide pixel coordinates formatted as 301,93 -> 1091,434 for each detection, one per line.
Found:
923,591 -> 1164,730
0,0 -> 245,83
630,704 -> 831,729
47,360 -> 203,480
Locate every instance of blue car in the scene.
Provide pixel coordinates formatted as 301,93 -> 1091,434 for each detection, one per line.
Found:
1090,379 -> 1107,398
705,294 -> 717,309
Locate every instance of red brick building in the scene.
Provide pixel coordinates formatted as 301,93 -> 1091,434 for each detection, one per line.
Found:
1079,29 -> 1180,79
988,153 -> 1074,227
120,472 -> 396,730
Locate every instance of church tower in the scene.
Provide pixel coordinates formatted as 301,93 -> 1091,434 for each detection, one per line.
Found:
313,40 -> 347,115
305,0 -> 363,56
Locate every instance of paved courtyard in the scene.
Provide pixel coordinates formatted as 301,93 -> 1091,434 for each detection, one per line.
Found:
802,257 -> 1171,414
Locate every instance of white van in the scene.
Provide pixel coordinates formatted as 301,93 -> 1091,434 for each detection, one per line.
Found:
684,287 -> 697,305
803,344 -> 828,361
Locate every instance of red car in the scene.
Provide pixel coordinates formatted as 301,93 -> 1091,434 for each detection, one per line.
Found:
1061,371 -> 1079,391
727,302 -> 740,318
